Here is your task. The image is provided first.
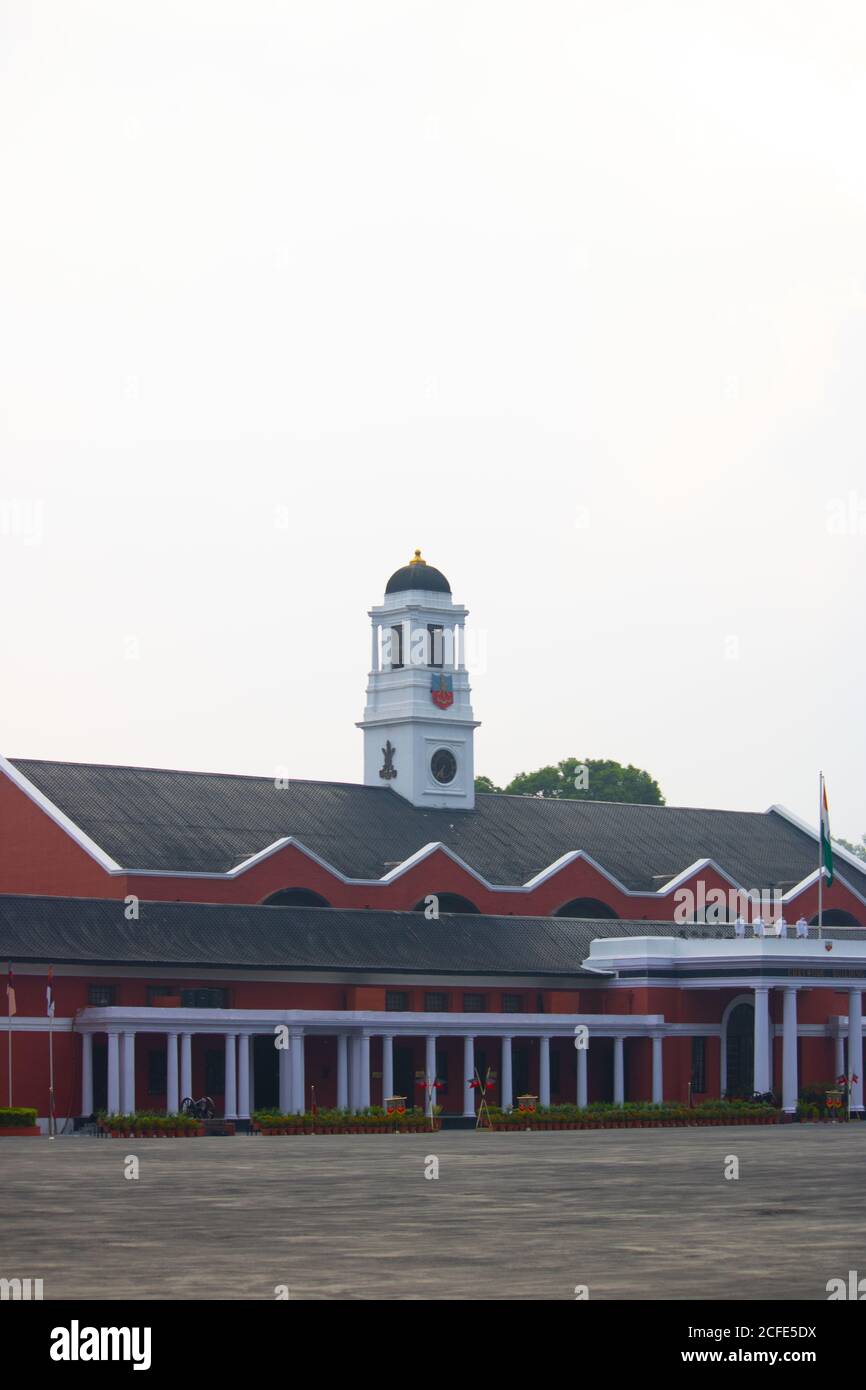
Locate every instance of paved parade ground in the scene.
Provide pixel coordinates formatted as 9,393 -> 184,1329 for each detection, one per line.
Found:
2,1127 -> 865,1300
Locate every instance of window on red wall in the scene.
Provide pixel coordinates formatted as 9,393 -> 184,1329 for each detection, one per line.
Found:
463,993 -> 486,1011
502,994 -> 525,1013
88,985 -> 116,1006
424,992 -> 449,1011
386,991 -> 410,1011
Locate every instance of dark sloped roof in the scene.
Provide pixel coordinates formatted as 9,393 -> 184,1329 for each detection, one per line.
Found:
9,758 -> 866,898
1,897 -> 862,976
0,896 -> 662,975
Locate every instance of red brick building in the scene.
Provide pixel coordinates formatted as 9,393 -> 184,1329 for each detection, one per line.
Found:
1,553 -> 864,1128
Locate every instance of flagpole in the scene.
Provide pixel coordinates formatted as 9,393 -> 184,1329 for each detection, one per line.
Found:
818,771 -> 823,941
47,966 -> 56,1138
48,1009 -> 55,1140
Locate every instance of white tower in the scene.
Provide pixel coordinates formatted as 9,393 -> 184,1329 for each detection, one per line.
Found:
358,550 -> 479,810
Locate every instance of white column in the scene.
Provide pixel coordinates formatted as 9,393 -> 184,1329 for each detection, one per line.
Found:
291,1030 -> 305,1114
463,1035 -> 475,1117
337,1034 -> 349,1110
539,1036 -> 551,1107
248,1036 -> 255,1114
81,1033 -> 94,1115
359,1032 -> 371,1109
381,1034 -> 394,1104
349,1033 -> 361,1112
501,1035 -> 513,1112
782,989 -> 798,1114
166,1032 -> 179,1113
835,1032 -> 846,1079
238,1034 -> 250,1120
224,1032 -> 238,1119
425,1034 -> 437,1116
180,1033 -> 192,1101
121,1031 -> 136,1113
279,1036 -> 292,1112
753,987 -> 771,1094
848,990 -> 863,1112
371,623 -> 379,672
107,1032 -> 120,1113
613,1036 -> 625,1105
652,1034 -> 663,1104
576,1043 -> 588,1108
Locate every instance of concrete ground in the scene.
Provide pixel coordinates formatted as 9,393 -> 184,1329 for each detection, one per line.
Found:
1,1126 -> 864,1300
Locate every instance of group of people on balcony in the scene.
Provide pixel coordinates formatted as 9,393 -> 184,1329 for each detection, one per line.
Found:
733,916 -> 810,939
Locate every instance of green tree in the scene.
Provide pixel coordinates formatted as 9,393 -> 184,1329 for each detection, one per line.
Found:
837,835 -> 866,864
478,757 -> 664,804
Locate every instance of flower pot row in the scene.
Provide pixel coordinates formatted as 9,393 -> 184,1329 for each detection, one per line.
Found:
254,1123 -> 440,1135
0,1126 -> 42,1136
492,1115 -> 779,1131
105,1126 -> 206,1138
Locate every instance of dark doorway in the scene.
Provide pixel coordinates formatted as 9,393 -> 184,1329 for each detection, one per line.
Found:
254,1034 -> 279,1109
396,1045 -> 415,1105
513,1044 -> 530,1099
726,1003 -> 754,1097
92,1041 -> 107,1113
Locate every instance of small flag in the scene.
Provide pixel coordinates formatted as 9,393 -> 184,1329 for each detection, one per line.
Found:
820,776 -> 834,886
6,965 -> 16,1018
46,966 -> 55,1018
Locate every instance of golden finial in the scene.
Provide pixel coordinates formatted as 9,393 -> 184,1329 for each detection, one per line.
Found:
409,548 -> 426,565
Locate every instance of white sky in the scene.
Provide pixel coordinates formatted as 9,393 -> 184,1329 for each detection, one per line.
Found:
1,2 -> 864,839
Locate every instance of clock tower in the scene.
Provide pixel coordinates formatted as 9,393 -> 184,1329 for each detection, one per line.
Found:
358,550 -> 479,810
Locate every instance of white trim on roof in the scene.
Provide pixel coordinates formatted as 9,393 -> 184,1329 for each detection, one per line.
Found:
769,803 -> 866,879
2,755 -> 863,916
780,867 -> 866,911
0,754 -> 121,872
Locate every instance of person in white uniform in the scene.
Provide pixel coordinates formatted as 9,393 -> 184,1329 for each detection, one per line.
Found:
795,916 -> 809,939
753,917 -> 766,938
734,916 -> 746,939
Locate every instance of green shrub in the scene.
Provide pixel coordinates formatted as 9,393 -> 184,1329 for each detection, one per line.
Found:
0,1107 -> 37,1127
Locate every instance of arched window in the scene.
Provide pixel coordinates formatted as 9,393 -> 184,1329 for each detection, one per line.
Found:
412,893 -> 480,914
554,897 -> 619,920
262,888 -> 332,908
808,909 -> 862,927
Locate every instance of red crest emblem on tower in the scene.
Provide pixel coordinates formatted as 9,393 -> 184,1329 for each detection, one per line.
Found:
431,673 -> 454,710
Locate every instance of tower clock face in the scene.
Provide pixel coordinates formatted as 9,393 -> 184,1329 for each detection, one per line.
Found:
430,748 -> 457,785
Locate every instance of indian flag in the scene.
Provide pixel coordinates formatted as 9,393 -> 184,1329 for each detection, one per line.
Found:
6,965 -> 16,1017
820,776 -> 834,886
46,965 -> 55,1018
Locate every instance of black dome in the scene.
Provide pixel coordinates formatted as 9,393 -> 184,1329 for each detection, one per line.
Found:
385,550 -> 451,595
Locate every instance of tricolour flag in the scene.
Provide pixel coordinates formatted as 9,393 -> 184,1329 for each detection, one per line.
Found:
6,965 -> 16,1018
820,776 -> 834,887
46,965 -> 55,1018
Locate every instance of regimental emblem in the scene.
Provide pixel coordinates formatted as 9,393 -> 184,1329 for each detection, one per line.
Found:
379,739 -> 397,780
431,672 -> 454,710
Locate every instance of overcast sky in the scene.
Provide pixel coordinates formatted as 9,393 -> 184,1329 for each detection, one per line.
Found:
1,2 -> 864,841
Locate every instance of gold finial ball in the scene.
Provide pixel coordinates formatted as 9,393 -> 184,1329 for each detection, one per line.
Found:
409,548 -> 426,565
